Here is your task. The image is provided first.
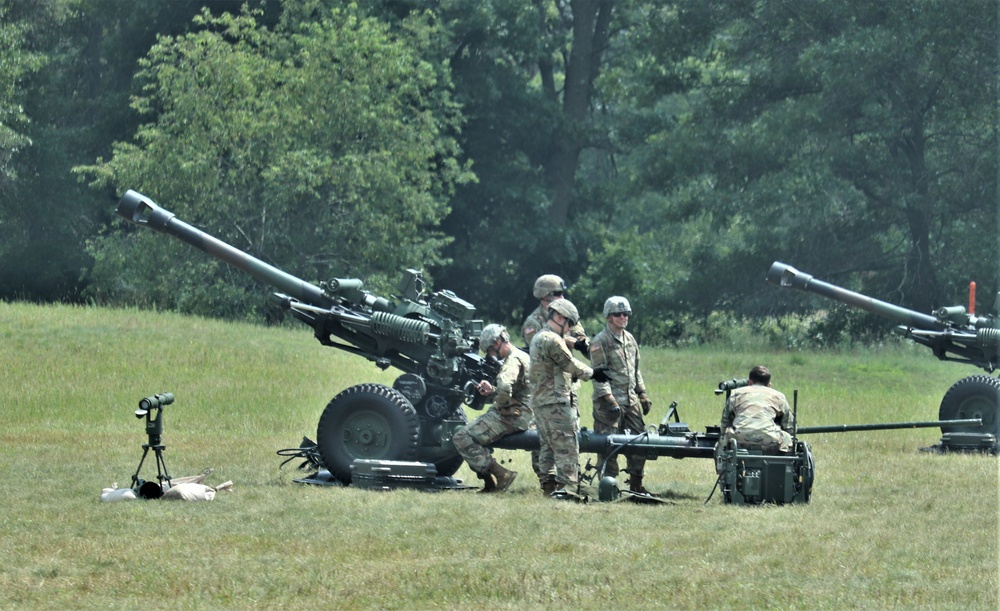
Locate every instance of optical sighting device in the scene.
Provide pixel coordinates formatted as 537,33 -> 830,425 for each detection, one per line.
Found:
130,392 -> 175,498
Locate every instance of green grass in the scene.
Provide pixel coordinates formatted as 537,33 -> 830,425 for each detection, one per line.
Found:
0,301 -> 996,609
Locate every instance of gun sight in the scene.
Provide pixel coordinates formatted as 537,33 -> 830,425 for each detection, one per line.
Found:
136,392 -> 174,417
715,378 -> 749,395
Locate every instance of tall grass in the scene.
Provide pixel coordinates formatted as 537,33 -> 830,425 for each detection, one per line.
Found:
0,301 -> 996,609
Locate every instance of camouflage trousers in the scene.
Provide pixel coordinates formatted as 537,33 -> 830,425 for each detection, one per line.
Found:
728,428 -> 793,453
533,400 -> 580,487
452,406 -> 536,474
592,403 -> 646,479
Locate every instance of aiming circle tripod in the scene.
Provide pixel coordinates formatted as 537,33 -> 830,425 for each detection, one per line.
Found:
130,393 -> 174,497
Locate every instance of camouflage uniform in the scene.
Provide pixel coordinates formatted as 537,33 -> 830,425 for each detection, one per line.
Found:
721,384 -> 795,452
589,326 -> 647,478
529,328 -> 594,488
522,305 -> 588,399
452,347 -> 533,473
522,305 -> 588,480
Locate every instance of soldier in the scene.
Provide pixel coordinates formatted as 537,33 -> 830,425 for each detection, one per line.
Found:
522,274 -> 589,356
452,325 -> 530,492
521,274 -> 590,493
589,296 -> 654,493
721,365 -> 795,453
529,299 -> 610,498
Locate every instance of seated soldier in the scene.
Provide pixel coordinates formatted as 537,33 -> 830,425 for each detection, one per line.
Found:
721,365 -> 795,453
451,324 -> 531,492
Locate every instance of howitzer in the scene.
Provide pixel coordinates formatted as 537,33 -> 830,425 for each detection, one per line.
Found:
118,190 -> 501,483
768,261 -> 1000,453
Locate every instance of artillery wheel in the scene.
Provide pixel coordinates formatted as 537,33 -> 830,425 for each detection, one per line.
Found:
799,442 -> 815,504
317,383 -> 420,484
938,375 -> 1000,436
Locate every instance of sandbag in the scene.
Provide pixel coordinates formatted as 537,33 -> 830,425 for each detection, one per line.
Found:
100,486 -> 138,502
161,482 -> 216,501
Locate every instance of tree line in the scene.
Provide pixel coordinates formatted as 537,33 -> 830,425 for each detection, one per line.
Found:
1,0 -> 995,345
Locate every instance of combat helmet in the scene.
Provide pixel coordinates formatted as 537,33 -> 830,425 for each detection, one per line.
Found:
533,274 -> 567,299
603,296 -> 632,318
547,299 -> 580,326
479,324 -> 509,353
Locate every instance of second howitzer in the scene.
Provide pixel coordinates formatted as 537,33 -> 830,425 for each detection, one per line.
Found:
768,261 -> 999,453
118,190 -> 500,483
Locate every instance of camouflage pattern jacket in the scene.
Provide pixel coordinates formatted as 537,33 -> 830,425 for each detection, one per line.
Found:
528,328 -> 593,407
490,346 -> 532,415
588,326 -> 645,407
721,384 -> 794,441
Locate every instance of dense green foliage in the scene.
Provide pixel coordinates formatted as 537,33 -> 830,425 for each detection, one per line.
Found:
0,0 -> 209,300
0,0 -> 995,342
79,4 -> 470,317
0,2 -> 40,186
599,0 -> 998,322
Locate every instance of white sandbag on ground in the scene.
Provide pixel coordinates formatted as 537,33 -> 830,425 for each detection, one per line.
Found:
100,486 -> 138,502
160,482 -> 216,501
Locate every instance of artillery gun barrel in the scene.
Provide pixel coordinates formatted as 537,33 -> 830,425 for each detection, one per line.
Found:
491,429 -> 717,459
117,190 -> 331,308
797,418 -> 981,435
767,261 -> 944,331
488,419 -> 981,459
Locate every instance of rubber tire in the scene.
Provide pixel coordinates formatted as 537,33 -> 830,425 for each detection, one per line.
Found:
800,442 -> 815,504
317,383 -> 420,484
938,375 -> 1000,436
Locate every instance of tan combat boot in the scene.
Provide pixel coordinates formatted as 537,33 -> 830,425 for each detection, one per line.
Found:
477,470 -> 497,493
487,460 -> 517,493
540,479 -> 557,496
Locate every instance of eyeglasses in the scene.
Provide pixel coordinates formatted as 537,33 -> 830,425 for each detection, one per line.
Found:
548,291 -> 564,298
610,311 -> 631,318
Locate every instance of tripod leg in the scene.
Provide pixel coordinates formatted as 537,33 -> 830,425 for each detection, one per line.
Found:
131,447 -> 151,488
154,449 -> 172,488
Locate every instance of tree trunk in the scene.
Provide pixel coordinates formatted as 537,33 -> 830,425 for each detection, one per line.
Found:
544,0 -> 613,227
900,114 -> 938,313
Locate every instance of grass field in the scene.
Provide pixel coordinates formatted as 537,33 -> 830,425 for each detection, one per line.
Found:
0,301 -> 997,609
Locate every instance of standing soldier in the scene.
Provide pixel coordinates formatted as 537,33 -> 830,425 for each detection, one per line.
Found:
522,274 -> 590,495
522,274 -> 590,356
529,299 -> 610,499
589,296 -> 654,493
452,325 -> 531,492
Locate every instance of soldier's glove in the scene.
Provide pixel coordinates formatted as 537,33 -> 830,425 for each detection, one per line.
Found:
598,394 -> 620,420
638,392 -> 652,416
574,337 -> 590,357
590,365 -> 612,384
